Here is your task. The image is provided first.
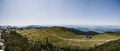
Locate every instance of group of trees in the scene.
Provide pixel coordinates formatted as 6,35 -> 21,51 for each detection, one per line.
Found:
2,31 -> 82,51
2,31 -> 55,51
2,30 -> 120,51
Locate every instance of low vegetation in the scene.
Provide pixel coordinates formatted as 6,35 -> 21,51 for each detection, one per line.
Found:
2,26 -> 120,51
16,27 -> 120,49
89,39 -> 120,51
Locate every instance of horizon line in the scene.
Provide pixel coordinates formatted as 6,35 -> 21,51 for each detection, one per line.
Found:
0,24 -> 120,27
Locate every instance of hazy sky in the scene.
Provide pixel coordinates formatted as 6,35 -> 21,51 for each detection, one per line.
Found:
0,0 -> 120,26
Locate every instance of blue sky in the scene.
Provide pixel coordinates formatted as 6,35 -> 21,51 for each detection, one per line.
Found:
0,0 -> 120,26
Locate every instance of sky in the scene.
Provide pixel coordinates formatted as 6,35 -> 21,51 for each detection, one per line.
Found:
0,0 -> 120,26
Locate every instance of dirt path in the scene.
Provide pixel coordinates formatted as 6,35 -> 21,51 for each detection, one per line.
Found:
65,39 -> 119,42
55,35 -> 119,42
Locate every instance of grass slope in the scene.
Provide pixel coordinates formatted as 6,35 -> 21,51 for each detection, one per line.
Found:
91,39 -> 120,51
16,27 -> 120,49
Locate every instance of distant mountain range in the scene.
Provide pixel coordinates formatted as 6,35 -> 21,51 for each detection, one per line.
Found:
0,25 -> 120,33
61,25 -> 120,33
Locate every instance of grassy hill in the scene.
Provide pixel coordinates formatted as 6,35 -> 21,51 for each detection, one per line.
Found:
16,26 -> 120,49
90,39 -> 120,51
